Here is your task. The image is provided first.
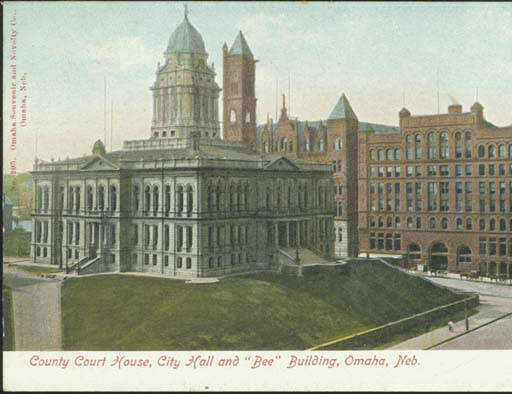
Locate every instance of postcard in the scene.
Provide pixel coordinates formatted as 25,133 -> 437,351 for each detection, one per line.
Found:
2,1 -> 512,391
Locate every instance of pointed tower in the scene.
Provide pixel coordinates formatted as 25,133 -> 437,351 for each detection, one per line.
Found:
327,93 -> 359,258
223,31 -> 257,150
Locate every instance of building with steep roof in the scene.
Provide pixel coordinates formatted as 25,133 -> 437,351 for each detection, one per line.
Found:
29,10 -> 334,276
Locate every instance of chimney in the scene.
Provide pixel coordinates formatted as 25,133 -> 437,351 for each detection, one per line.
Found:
448,104 -> 462,114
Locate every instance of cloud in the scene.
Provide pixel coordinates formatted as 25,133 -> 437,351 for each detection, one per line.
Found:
75,35 -> 162,74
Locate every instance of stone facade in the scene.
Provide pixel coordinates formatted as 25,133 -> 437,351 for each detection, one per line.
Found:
30,11 -> 334,277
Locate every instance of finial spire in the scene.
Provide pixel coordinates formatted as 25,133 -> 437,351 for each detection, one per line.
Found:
184,3 -> 189,19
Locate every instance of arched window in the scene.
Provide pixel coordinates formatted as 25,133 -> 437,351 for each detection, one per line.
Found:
488,145 -> 496,158
176,186 -> 184,215
378,149 -> 384,161
319,138 -> 325,152
441,217 -> 448,229
428,217 -> 436,229
289,140 -> 293,152
478,145 -> 485,158
152,186 -> 159,215
186,186 -> 193,215
215,185 -> 221,211
386,216 -> 392,227
265,187 -> 271,209
498,144 -> 506,158
490,218 -> 496,231
394,148 -> 401,161
406,135 -> 413,160
395,216 -> 401,228
464,131 -> 472,158
427,133 -> 436,159
414,134 -> 422,160
456,218 -> 463,230
466,218 -> 473,230
69,187 -> 74,212
37,186 -> 43,211
237,185 -> 242,210
75,187 -> 81,212
386,149 -> 393,161
416,217 -> 421,229
165,185 -> 171,215
369,216 -> 376,227
457,246 -> 472,264
229,185 -> 235,210
305,137 -> 310,152
98,185 -> 105,211
378,216 -> 384,228
440,132 -> 449,159
370,150 -> 376,161
133,185 -> 140,211
499,219 -> 506,231
407,217 -> 413,229
479,218 -> 485,231
87,186 -> 93,212
455,132 -> 462,158
110,185 -> 117,212
263,141 -> 268,153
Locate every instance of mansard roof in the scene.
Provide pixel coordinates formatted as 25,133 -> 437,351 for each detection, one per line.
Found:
229,31 -> 253,58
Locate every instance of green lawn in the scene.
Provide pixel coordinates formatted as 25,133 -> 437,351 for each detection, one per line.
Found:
3,229 -> 31,257
13,265 -> 63,276
62,261 -> 464,350
3,286 -> 15,351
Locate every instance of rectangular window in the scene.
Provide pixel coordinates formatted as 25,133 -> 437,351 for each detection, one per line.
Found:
370,167 -> 376,178
465,197 -> 472,212
186,258 -> 192,269
479,238 -> 487,255
479,199 -> 486,213
489,182 -> 496,195
479,164 -> 485,176
177,257 -> 182,268
456,198 -> 463,212
440,199 -> 449,212
489,164 -> 495,176
479,182 -> 486,195
499,164 -> 505,176
440,165 -> 449,176
378,167 -> 384,177
133,224 -> 138,244
164,256 -> 169,267
415,166 -> 423,177
465,164 -> 473,176
489,199 -> 496,212
406,166 -> 413,177
386,167 -> 393,177
369,183 -> 375,194
394,166 -> 401,177
208,226 -> 213,247
440,182 -> 449,194
499,182 -> 506,195
456,182 -> 463,194
152,254 -> 157,266
428,166 -> 437,176
455,164 -> 462,177
394,183 -> 400,194
144,254 -> 149,265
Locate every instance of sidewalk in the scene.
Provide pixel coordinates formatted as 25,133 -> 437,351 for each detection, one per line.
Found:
389,295 -> 512,350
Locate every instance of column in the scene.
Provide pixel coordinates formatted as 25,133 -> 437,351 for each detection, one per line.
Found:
286,222 -> 290,248
296,221 -> 300,248
274,223 -> 279,247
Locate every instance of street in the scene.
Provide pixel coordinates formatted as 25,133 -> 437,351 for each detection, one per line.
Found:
3,265 -> 62,350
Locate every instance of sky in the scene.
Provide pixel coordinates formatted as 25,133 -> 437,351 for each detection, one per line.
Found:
3,1 -> 512,173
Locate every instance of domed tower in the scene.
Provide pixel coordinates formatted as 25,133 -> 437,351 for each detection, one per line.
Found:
223,31 -> 257,150
150,7 -> 221,140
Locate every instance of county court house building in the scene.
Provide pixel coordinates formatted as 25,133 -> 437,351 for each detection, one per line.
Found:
257,97 -> 512,277
30,12 -> 334,277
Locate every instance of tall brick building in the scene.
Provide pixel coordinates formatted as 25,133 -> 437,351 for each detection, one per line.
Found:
358,103 -> 512,277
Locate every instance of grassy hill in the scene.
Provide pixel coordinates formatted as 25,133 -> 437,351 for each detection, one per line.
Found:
62,261 -> 464,350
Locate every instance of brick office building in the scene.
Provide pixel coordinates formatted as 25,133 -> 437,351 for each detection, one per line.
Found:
358,103 -> 512,277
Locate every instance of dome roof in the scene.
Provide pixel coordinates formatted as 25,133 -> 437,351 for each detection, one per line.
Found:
166,14 -> 207,56
92,139 -> 106,156
471,102 -> 483,112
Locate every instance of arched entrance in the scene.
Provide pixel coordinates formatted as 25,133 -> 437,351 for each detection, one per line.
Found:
430,242 -> 448,270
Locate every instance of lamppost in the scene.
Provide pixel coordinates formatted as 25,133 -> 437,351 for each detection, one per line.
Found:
464,298 -> 469,331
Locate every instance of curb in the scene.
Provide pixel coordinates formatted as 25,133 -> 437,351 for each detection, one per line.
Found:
425,311 -> 512,350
